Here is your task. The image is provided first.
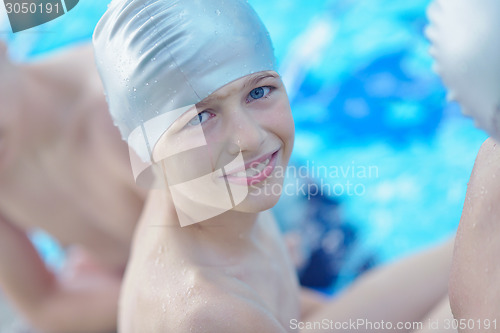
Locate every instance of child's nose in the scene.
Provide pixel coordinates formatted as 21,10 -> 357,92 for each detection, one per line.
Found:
227,109 -> 265,154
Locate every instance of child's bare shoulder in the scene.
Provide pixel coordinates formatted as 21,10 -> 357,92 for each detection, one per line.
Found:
174,285 -> 288,333
127,263 -> 287,332
450,137 -> 500,323
470,138 -> 500,179
463,138 -> 500,212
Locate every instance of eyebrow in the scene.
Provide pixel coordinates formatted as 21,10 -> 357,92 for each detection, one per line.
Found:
196,72 -> 280,110
243,72 -> 280,90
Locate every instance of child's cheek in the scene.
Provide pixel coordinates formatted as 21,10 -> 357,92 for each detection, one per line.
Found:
267,98 -> 295,144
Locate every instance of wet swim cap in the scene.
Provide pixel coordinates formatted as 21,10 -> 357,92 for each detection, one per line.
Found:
93,0 -> 277,163
426,0 -> 500,138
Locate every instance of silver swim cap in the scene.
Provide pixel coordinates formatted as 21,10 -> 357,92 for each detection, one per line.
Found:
427,0 -> 500,138
93,0 -> 277,163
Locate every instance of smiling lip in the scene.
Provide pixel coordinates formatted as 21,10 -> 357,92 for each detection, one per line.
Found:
222,149 -> 280,186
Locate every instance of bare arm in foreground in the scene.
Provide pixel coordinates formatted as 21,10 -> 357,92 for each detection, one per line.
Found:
450,138 -> 500,332
0,41 -> 144,332
301,238 -> 455,333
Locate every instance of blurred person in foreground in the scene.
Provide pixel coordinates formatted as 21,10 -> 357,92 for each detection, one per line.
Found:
0,40 -> 145,332
427,0 -> 500,331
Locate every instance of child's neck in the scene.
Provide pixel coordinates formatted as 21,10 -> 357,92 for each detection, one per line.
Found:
190,209 -> 262,245
150,188 -> 266,257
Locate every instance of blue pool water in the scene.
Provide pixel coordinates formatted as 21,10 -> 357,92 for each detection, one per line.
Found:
1,0 -> 488,292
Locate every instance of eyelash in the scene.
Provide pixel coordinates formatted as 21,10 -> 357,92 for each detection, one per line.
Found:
187,110 -> 215,126
186,85 -> 275,127
245,86 -> 274,103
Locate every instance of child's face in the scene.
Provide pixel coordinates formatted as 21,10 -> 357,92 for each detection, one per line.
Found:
153,71 -> 294,223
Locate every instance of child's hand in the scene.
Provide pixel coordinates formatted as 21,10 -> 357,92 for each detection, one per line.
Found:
62,246 -> 122,283
450,138 -> 500,331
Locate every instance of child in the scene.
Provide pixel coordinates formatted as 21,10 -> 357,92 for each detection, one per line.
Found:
0,41 -> 145,332
94,0 -> 455,332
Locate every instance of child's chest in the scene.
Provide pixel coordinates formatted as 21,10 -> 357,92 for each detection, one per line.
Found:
223,225 -> 300,330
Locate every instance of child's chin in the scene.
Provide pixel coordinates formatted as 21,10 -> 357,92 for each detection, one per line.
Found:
233,191 -> 281,213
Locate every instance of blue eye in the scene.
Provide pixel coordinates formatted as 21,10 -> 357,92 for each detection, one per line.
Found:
188,111 -> 212,126
248,86 -> 271,100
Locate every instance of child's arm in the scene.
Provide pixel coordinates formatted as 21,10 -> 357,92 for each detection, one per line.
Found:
20,41 -> 101,97
302,237 -> 454,332
300,287 -> 329,320
0,214 -> 120,333
0,40 -> 104,170
450,137 -> 500,331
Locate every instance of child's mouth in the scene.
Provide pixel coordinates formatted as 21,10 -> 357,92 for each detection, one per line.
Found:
223,149 -> 279,186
